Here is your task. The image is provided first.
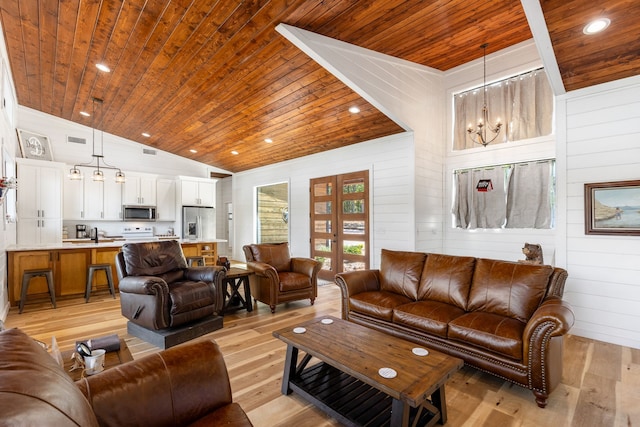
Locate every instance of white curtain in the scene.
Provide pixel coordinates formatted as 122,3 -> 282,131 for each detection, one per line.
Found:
506,160 -> 553,228
453,166 -> 511,229
454,69 -> 553,150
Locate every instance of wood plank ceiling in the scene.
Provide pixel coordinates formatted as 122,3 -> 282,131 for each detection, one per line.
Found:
1,1 -> 638,173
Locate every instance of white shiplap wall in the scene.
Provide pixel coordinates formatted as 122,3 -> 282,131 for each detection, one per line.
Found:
232,133 -> 414,266
276,25 -> 445,257
442,40 -> 559,263
0,26 -> 18,321
562,75 -> 640,349
17,106 -> 227,178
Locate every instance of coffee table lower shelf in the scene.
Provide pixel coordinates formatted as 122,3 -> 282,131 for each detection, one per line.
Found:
290,362 -> 440,427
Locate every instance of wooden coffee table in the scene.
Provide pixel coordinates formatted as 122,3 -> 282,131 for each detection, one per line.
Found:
62,338 -> 133,381
273,316 -> 463,427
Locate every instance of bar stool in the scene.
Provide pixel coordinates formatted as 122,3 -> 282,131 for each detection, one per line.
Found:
85,264 -> 116,302
186,256 -> 205,267
20,268 -> 56,314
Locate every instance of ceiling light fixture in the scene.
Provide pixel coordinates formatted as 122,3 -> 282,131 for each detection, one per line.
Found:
190,149 -> 197,153
80,111 -> 90,117
231,150 -> 239,155
68,97 -> 125,183
467,43 -> 502,147
96,63 -> 111,72
583,18 -> 610,35
264,138 -> 273,143
141,132 -> 150,137
348,106 -> 360,114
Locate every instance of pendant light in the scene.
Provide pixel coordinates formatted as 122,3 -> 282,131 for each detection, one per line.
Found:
466,44 -> 502,147
69,97 -> 125,183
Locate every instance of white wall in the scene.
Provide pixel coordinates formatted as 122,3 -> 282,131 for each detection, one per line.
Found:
232,133 -> 413,265
561,75 -> 640,349
0,26 -> 19,321
442,40 -> 559,263
277,25 -> 445,255
17,106 -> 227,178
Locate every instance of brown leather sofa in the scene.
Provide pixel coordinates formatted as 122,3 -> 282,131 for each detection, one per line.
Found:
243,242 -> 321,313
335,249 -> 575,408
0,328 -> 253,426
116,240 -> 225,330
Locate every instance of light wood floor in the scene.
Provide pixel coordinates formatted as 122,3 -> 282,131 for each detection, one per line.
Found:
4,283 -> 639,427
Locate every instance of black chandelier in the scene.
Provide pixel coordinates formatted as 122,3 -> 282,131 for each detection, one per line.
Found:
68,97 -> 125,183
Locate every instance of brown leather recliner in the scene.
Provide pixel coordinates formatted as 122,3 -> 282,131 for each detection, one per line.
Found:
243,242 -> 321,313
116,240 -> 225,330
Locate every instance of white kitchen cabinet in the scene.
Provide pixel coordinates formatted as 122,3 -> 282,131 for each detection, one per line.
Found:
123,173 -> 156,206
17,159 -> 64,245
179,177 -> 216,207
62,168 -> 123,220
63,177 -> 84,220
156,178 -> 176,221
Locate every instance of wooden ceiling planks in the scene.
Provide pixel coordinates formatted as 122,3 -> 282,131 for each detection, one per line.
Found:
1,1 -> 639,172
541,0 -> 640,91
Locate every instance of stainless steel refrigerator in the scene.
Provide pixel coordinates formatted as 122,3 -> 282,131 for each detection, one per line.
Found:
182,206 -> 216,240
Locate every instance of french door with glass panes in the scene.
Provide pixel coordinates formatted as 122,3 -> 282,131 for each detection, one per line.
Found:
310,171 -> 369,281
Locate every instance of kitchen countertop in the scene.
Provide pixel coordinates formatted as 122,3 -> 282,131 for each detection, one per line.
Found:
6,238 -> 227,252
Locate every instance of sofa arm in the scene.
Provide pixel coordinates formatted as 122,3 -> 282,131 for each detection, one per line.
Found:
76,340 -> 251,427
524,297 -> 575,346
334,270 -> 381,320
118,276 -> 169,295
291,257 -> 321,279
246,260 -> 278,283
184,266 -> 225,283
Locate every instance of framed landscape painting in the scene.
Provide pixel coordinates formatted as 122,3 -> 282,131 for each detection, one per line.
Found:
585,180 -> 640,235
17,129 -> 54,161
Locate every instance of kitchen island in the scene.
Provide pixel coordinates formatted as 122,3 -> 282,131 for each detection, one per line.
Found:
6,238 -> 226,307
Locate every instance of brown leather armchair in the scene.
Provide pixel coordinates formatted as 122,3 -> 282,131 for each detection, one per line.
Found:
116,240 -> 225,332
243,242 -> 321,313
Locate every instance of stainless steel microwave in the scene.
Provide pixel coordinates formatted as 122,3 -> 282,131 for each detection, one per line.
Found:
122,205 -> 157,221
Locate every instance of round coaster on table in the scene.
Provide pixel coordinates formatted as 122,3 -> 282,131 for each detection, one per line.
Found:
378,367 -> 397,379
321,318 -> 334,325
412,347 -> 429,356
293,327 -> 306,334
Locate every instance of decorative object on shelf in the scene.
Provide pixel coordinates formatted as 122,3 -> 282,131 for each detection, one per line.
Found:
0,176 -> 16,203
68,97 -> 125,183
519,243 -> 543,265
467,43 -> 502,147
585,180 -> 640,236
17,129 -> 54,161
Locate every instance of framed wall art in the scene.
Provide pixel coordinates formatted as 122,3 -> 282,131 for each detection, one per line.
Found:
17,129 -> 54,161
584,180 -> 640,235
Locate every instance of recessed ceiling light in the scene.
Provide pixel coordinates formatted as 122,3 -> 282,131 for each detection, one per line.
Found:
349,106 -> 361,114
231,150 -> 239,155
141,132 -> 151,137
583,18 -> 610,35
264,138 -> 273,143
190,149 -> 197,153
80,111 -> 90,117
96,63 -> 111,72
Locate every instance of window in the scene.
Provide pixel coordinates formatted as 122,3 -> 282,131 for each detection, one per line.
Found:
453,160 -> 555,229
453,68 -> 553,150
256,182 -> 288,243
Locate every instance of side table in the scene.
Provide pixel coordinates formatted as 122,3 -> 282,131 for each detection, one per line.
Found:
62,338 -> 133,381
222,267 -> 253,314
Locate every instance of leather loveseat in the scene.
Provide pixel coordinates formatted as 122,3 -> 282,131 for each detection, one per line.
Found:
335,249 -> 575,408
0,328 -> 253,426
